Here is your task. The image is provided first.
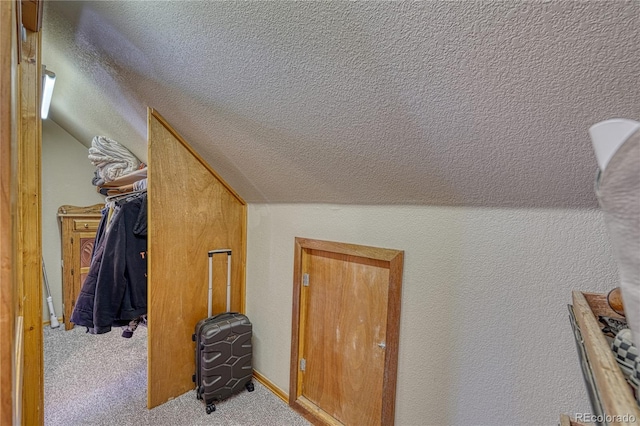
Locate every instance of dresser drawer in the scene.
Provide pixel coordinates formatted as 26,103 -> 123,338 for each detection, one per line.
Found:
73,219 -> 100,232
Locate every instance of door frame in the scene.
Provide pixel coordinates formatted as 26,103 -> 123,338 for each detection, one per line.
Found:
289,237 -> 404,425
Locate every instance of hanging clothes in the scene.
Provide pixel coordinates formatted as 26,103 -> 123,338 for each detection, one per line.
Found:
71,192 -> 147,335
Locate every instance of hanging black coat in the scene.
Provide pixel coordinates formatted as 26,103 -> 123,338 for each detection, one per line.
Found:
71,194 -> 147,334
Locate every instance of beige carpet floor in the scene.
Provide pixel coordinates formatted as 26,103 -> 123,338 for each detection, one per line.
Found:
44,324 -> 310,426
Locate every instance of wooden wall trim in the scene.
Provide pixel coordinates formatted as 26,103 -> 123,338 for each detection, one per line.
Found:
0,1 -> 16,424
382,249 -> 404,425
18,28 -> 43,426
294,237 -> 401,262
289,238 -> 304,405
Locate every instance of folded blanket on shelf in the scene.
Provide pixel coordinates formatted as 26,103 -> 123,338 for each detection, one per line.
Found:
89,136 -> 141,185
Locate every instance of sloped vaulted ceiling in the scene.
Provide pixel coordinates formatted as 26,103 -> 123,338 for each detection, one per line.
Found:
42,1 -> 640,207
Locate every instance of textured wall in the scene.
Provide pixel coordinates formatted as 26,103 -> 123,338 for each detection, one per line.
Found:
42,1 -> 640,208
41,120 -> 104,322
246,204 -> 619,425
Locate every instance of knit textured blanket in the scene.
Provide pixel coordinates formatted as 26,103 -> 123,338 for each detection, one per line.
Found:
88,136 -> 141,185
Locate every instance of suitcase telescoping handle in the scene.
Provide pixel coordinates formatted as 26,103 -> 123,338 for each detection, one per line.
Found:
207,249 -> 232,318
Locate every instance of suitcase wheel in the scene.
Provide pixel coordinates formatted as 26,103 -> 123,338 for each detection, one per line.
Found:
206,403 -> 216,414
192,374 -> 196,383
191,333 -> 196,342
246,381 -> 255,392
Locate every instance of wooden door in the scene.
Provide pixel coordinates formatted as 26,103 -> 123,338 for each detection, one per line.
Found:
290,238 -> 403,426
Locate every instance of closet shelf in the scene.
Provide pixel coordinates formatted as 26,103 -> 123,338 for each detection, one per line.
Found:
565,291 -> 640,426
99,168 -> 147,188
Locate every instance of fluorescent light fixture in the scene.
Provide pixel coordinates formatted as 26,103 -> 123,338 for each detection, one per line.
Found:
41,66 -> 56,119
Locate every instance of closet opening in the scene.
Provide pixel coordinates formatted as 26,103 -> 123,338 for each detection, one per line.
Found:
42,109 -> 249,420
42,129 -> 150,422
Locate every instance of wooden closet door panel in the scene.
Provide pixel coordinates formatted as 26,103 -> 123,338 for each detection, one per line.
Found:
147,109 -> 247,409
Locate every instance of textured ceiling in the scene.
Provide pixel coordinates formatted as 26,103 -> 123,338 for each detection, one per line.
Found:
42,1 -> 640,207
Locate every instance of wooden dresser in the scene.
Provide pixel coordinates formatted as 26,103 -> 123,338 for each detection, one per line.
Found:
57,204 -> 104,330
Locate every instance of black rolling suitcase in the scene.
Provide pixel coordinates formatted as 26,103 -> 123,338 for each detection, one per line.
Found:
192,249 -> 254,414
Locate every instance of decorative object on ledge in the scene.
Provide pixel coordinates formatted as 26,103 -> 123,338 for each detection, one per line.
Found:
608,287 -> 626,317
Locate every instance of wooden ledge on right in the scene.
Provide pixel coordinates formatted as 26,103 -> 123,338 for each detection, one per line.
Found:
563,291 -> 640,426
